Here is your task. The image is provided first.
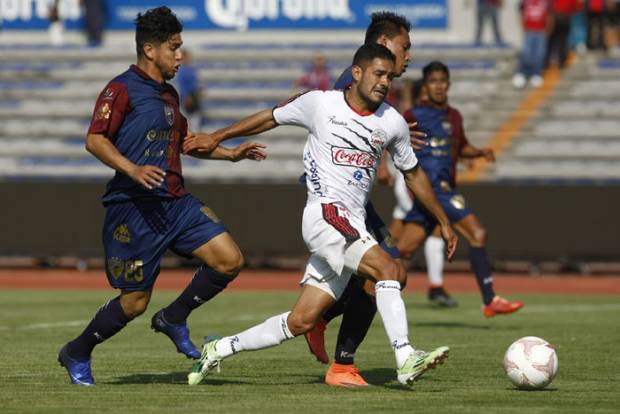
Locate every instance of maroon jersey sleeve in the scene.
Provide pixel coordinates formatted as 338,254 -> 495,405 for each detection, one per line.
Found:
403,109 -> 417,124
87,82 -> 131,140
449,108 -> 469,154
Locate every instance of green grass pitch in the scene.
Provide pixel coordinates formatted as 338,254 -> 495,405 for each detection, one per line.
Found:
1,289 -> 619,413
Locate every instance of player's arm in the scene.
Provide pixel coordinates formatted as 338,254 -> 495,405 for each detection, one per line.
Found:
183,109 -> 276,155
188,141 -> 267,162
86,133 -> 165,190
403,165 -> 458,260
460,144 -> 495,162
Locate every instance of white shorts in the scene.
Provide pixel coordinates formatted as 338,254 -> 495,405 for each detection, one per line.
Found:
392,171 -> 413,220
300,202 -> 377,299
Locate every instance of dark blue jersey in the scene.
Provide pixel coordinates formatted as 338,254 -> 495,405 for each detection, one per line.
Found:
88,65 -> 188,205
334,65 -> 354,90
404,103 -> 469,190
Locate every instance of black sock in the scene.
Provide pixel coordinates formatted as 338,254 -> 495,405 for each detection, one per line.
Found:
322,277 -> 356,323
67,296 -> 132,359
469,247 -> 496,305
334,279 -> 377,365
163,265 -> 234,324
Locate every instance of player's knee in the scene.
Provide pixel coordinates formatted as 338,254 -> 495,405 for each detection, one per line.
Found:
211,251 -> 244,277
286,310 -> 318,336
120,293 -> 150,318
372,258 -> 400,282
471,227 -> 488,246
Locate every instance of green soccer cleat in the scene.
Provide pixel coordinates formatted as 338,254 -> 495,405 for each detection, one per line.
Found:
397,346 -> 450,385
187,336 -> 222,386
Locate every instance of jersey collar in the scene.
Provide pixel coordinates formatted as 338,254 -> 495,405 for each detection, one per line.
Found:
342,89 -> 376,117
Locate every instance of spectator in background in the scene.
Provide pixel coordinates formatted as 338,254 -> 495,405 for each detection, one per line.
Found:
513,0 -> 552,89
83,0 -> 105,47
545,0 -> 581,69
587,0 -> 610,49
295,55 -> 332,91
177,49 -> 203,132
475,0 -> 505,46
48,0 -> 64,46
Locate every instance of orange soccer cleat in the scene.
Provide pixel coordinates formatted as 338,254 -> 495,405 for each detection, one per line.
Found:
325,363 -> 369,387
304,318 -> 329,364
483,296 -> 524,317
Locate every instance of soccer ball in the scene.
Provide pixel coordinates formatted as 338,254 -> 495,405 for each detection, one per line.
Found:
503,336 -> 558,390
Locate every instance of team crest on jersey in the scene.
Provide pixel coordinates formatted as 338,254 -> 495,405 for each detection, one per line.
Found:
442,120 -> 453,135
370,129 -> 387,146
164,104 -> 174,126
95,103 -> 111,120
112,224 -> 131,243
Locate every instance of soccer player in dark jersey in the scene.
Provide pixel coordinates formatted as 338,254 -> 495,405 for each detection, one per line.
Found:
398,61 -> 524,318
301,12 -> 444,387
57,7 -> 266,386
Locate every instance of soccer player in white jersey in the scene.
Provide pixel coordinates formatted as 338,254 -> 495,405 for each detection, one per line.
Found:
182,44 -> 458,387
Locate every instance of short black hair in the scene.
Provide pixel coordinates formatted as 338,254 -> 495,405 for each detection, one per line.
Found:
364,11 -> 411,44
423,61 -> 450,81
353,43 -> 396,68
411,78 -> 425,101
135,6 -> 183,57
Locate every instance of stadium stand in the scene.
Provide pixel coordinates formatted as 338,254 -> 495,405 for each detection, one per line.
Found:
1,41 -> 617,183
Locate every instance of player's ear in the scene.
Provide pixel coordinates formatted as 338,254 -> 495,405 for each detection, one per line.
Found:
351,65 -> 363,83
143,42 -> 155,60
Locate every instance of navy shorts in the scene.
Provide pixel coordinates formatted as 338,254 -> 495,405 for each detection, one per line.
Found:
103,194 -> 227,291
365,201 -> 400,259
404,190 -> 473,234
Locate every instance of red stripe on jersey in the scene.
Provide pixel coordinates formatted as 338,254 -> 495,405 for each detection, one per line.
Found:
321,203 -> 360,242
88,81 -> 131,140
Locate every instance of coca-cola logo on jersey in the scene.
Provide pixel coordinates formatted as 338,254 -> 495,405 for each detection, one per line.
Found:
331,146 -> 376,168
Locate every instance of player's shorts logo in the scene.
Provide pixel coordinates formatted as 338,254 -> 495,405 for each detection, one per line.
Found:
112,224 -> 131,243
164,104 -> 174,126
450,194 -> 466,210
200,206 -> 221,223
107,257 -> 125,279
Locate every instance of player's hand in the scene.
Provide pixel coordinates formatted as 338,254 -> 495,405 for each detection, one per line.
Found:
183,132 -> 220,154
231,142 -> 267,162
481,148 -> 496,162
408,122 -> 428,151
128,165 -> 165,190
439,224 -> 458,261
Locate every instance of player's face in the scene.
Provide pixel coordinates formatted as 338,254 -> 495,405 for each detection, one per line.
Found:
380,28 -> 412,77
357,58 -> 395,106
154,33 -> 183,81
425,70 -> 450,106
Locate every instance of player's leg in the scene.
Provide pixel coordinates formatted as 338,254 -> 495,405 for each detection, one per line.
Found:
424,227 -> 457,307
188,258 -> 343,386
453,213 -> 523,317
59,200 -> 165,385
356,245 -> 449,385
152,196 -> 236,359
324,202 -> 403,386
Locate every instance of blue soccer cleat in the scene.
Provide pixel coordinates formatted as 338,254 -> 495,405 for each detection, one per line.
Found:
151,309 -> 201,359
58,344 -> 95,386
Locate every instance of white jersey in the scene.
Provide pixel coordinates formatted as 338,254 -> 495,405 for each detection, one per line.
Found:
273,89 -> 417,219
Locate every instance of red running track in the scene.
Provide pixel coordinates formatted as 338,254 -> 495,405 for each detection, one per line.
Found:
0,269 -> 618,295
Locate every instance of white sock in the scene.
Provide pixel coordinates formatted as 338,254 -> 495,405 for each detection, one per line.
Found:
425,236 -> 445,287
375,280 -> 414,368
215,312 -> 294,358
